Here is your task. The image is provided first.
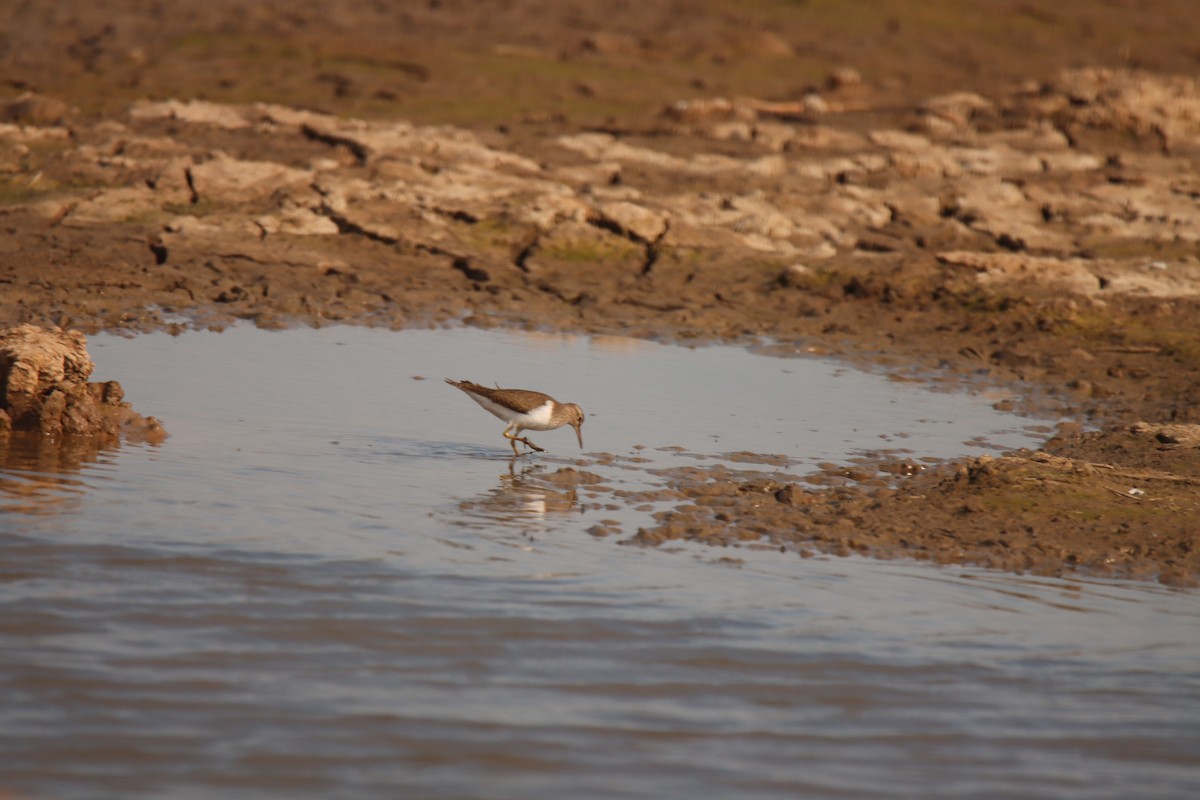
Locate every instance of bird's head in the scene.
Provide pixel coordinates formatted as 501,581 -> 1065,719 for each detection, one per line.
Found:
564,403 -> 584,448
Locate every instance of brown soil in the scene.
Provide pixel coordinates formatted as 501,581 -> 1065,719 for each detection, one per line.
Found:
2,0 -> 1198,585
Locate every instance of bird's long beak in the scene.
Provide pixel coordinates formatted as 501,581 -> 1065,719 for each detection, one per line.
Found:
574,423 -> 583,449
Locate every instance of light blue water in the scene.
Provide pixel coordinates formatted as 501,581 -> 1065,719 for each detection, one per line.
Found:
0,326 -> 1196,800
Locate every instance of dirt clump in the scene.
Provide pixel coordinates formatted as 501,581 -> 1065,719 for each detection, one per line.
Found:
0,324 -> 165,444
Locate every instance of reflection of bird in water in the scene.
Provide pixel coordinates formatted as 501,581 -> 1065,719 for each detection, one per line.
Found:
503,461 -> 578,515
459,461 -> 579,521
445,379 -> 584,457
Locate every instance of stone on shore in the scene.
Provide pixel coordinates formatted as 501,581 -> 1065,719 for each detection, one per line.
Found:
0,325 -> 165,442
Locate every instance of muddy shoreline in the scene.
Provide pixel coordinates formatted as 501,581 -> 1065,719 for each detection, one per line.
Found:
2,1 -> 1197,584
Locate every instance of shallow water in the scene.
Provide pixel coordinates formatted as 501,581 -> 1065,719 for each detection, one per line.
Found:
1,326 -> 1197,799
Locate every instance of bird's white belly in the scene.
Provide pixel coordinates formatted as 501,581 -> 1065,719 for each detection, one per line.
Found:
516,400 -> 556,430
472,395 -> 555,429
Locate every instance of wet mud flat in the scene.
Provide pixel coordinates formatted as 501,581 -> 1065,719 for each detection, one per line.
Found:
614,436 -> 1200,585
2,1 -> 1200,585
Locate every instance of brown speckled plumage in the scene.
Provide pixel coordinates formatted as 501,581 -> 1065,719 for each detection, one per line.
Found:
446,379 -> 585,456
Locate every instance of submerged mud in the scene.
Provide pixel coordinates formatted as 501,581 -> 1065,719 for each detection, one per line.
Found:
1,0 -> 1198,584
626,430 -> 1200,587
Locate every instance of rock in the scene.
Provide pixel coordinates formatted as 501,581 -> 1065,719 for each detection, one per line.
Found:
662,97 -> 742,123
867,129 -> 933,151
946,176 -> 1070,251
523,219 -> 646,279
1051,68 -> 1200,147
556,132 -> 742,174
1081,182 -> 1200,243
0,325 -> 94,432
937,252 -> 1102,295
788,125 -> 867,150
939,252 -> 1200,300
801,93 -> 829,114
595,201 -> 669,243
978,120 -> 1070,152
0,121 -> 71,146
130,99 -> 253,130
697,120 -> 747,143
164,214 -> 262,240
746,154 -> 787,177
750,122 -> 794,150
255,204 -> 341,237
1,92 -> 72,125
1090,260 -> 1200,298
774,484 -> 804,505
1131,422 -> 1200,448
1038,151 -> 1105,173
0,325 -> 164,441
187,154 -> 313,203
827,67 -> 863,89
302,115 -> 541,171
61,186 -> 161,227
550,161 -> 622,187
919,91 -> 995,128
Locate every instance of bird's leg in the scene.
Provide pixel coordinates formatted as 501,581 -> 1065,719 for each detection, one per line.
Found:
502,425 -> 523,456
502,424 -> 545,455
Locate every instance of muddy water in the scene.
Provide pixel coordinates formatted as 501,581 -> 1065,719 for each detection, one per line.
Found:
1,326 -> 1197,800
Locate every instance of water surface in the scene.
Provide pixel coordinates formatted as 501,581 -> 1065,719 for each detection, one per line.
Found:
0,326 -> 1196,799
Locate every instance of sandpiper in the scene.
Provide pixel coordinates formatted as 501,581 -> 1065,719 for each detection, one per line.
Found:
445,379 -> 585,456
